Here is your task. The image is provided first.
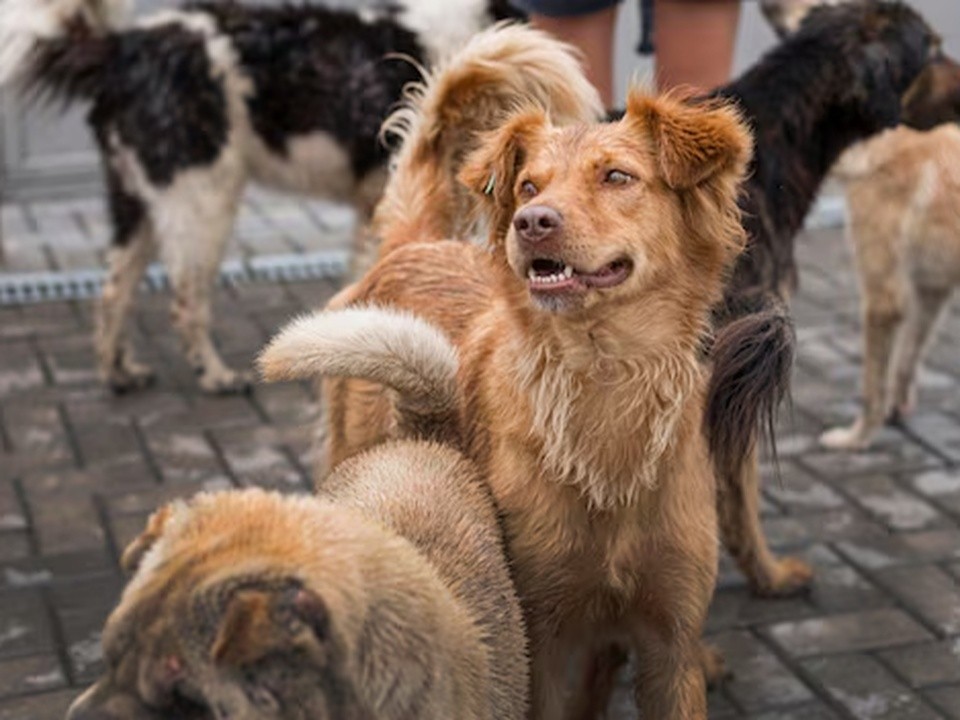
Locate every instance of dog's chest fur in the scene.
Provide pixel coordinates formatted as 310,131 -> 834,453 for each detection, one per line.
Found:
461,319 -> 715,624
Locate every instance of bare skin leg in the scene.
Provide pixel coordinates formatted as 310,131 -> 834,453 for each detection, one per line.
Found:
654,0 -> 741,92
528,6 -> 619,107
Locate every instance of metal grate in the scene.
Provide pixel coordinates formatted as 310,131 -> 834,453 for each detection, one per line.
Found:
0,250 -> 350,305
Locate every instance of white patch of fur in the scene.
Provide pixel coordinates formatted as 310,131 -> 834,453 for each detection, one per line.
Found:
247,133 -> 358,199
516,340 -> 699,509
394,0 -> 491,63
260,307 -> 458,421
0,0 -> 129,84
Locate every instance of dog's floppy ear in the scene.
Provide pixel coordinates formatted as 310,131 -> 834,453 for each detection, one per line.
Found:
120,504 -> 176,574
211,586 -> 330,668
624,89 -> 752,190
459,108 -> 549,245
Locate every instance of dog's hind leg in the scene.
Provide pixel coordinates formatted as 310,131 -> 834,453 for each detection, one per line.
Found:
96,172 -> 157,393
719,449 -> 813,596
153,174 -> 248,394
889,286 -> 951,423
820,285 -> 906,450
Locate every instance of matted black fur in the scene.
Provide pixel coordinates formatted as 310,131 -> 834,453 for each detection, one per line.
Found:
701,1 -> 945,471
705,309 -> 794,481
191,2 -> 424,178
23,2 -> 430,246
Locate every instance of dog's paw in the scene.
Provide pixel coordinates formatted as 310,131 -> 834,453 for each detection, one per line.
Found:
819,423 -> 870,451
106,362 -> 156,395
752,556 -> 814,598
198,368 -> 254,395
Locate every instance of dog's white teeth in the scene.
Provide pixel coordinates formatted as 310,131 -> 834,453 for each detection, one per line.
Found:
528,268 -> 537,280
563,265 -> 574,278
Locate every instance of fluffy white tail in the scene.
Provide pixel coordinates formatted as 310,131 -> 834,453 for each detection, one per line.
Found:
259,307 -> 460,444
0,0 -> 128,86
373,22 -> 603,256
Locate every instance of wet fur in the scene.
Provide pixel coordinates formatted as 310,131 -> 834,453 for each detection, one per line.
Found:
2,0 -> 502,395
696,0 -> 950,595
318,26 -> 754,715
68,307 -> 528,719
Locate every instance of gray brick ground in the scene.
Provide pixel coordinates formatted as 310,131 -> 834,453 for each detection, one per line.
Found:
0,222 -> 959,717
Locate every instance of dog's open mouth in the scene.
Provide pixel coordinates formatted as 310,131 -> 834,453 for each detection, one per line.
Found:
525,257 -> 633,292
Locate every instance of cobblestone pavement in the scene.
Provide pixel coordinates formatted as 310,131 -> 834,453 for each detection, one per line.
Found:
0,190 -> 354,274
1,223 -> 959,719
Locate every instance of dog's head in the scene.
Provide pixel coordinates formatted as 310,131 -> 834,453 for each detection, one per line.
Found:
769,1 -> 958,130
67,493 -> 358,720
459,90 -> 751,317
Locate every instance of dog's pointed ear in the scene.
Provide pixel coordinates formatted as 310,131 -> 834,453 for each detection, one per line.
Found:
624,90 -> 752,190
459,108 -> 549,245
211,586 -> 330,668
120,504 -> 176,574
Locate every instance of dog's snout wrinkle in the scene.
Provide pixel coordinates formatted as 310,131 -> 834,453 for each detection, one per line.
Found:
513,205 -> 563,244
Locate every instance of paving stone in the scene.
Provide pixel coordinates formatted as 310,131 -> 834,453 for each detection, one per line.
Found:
745,702 -> 840,720
804,654 -> 941,720
0,689 -> 77,719
0,654 -> 66,698
879,639 -> 960,688
924,685 -> 960,720
809,562 -> 891,614
836,529 -> 960,570
766,608 -> 931,657
147,431 -> 224,483
0,592 -> 54,658
0,342 -> 45,398
710,630 -> 813,712
764,463 -> 846,513
844,475 -> 947,531
873,565 -> 960,636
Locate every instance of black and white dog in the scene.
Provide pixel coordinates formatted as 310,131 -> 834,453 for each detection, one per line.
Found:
0,0 -> 515,393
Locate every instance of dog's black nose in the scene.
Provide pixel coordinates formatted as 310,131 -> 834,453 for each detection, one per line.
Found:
513,206 -> 563,244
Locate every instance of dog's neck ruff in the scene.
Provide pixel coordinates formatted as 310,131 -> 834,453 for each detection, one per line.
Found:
514,333 -> 700,510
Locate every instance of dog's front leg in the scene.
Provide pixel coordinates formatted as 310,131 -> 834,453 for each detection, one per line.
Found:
631,626 -> 707,720
97,225 -> 157,393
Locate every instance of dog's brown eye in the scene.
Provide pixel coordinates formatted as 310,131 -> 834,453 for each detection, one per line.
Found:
604,169 -> 634,185
519,180 -> 538,197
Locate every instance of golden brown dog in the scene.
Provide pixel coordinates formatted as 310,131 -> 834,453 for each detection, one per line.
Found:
821,123 -> 960,450
295,75 -> 755,716
67,309 -> 528,720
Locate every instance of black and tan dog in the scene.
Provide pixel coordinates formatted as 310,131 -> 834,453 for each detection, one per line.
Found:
67,307 -> 528,720
699,0 -> 960,597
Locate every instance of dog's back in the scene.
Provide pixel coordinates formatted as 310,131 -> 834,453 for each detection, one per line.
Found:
323,439 -> 529,718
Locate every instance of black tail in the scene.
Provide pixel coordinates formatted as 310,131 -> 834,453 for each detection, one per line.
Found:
705,302 -> 794,480
24,32 -> 112,107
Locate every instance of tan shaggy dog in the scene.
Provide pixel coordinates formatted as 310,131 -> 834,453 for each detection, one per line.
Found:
282,42 -> 756,715
67,309 -> 528,720
820,123 -> 960,450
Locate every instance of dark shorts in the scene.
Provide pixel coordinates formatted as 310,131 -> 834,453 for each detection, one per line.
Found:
510,0 -> 623,17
